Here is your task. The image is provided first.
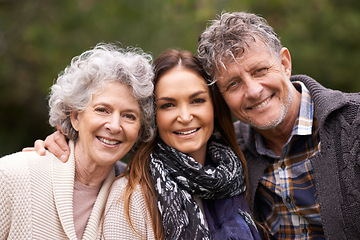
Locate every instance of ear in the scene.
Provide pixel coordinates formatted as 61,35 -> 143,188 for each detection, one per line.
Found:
70,111 -> 80,132
137,127 -> 143,138
280,47 -> 292,78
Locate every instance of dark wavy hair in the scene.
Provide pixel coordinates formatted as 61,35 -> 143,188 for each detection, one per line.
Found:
121,49 -> 249,240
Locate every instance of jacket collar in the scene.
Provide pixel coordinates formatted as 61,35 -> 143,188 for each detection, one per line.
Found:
52,140 -> 77,239
291,75 -> 348,128
52,141 -> 115,239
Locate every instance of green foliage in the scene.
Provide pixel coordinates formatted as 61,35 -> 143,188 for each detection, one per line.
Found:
0,0 -> 359,156
251,0 -> 360,91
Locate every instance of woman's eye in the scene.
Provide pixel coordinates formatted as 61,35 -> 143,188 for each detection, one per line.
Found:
95,107 -> 108,113
124,113 -> 136,121
159,102 -> 174,109
192,98 -> 206,104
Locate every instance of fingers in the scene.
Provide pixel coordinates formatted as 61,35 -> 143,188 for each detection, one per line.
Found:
44,131 -> 70,162
22,147 -> 35,152
33,139 -> 47,156
22,140 -> 47,156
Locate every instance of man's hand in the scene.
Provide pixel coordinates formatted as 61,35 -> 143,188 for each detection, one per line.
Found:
22,130 -> 70,162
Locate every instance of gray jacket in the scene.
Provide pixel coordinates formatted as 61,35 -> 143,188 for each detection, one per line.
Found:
234,75 -> 360,240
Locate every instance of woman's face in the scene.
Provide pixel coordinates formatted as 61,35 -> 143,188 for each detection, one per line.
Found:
155,67 -> 214,164
70,82 -> 141,168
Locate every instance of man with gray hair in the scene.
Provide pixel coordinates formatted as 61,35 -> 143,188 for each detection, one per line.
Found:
198,11 -> 360,240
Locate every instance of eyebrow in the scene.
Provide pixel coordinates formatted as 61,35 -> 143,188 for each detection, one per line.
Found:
94,102 -> 140,113
156,96 -> 174,102
156,90 -> 208,102
220,61 -> 268,85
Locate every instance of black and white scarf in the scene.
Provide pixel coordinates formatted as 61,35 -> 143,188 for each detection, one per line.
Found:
149,136 -> 246,240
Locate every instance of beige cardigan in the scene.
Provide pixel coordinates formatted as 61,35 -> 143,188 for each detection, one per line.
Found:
0,142 -> 115,240
102,176 -> 155,239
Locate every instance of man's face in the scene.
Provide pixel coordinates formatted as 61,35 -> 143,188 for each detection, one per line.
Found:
215,40 -> 293,130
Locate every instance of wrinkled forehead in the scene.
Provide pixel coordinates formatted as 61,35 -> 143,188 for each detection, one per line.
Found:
214,39 -> 278,80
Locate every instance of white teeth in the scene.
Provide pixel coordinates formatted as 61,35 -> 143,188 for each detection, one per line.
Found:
98,137 -> 120,145
176,129 -> 198,135
253,98 -> 270,109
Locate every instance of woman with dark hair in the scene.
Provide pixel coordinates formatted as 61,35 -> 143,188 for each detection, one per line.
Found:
31,49 -> 261,240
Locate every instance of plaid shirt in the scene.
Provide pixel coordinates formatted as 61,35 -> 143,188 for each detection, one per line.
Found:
256,82 -> 325,239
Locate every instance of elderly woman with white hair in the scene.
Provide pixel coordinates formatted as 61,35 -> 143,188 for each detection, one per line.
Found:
0,43 -> 155,239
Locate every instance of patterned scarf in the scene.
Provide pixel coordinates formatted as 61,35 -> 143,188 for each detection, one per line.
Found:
149,136 -> 246,240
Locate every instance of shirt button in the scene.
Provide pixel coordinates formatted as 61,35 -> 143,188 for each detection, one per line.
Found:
285,197 -> 291,203
281,163 -> 286,169
302,228 -> 308,234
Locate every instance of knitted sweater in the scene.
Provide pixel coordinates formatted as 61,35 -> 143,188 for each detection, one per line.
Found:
102,176 -> 155,239
0,142 -> 115,240
234,75 -> 360,240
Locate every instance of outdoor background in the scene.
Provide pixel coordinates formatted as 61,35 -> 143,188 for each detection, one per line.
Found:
1,0 -> 360,157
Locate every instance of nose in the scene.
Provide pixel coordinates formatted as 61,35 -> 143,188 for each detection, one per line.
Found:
244,78 -> 263,99
105,115 -> 122,133
177,105 -> 193,124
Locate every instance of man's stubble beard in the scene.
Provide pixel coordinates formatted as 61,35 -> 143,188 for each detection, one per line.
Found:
248,82 -> 293,131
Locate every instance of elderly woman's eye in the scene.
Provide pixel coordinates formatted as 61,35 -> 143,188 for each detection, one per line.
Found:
124,113 -> 136,121
95,107 -> 107,113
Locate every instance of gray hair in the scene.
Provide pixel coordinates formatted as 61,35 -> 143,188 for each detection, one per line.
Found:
49,43 -> 155,144
197,12 -> 282,81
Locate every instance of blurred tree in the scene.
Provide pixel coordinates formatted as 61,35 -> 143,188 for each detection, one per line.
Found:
250,0 -> 360,91
0,0 -> 359,156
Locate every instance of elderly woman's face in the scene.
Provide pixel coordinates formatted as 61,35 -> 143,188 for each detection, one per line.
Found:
70,82 -> 141,167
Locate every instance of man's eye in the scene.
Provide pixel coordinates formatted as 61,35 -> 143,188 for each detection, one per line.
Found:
229,81 -> 238,87
226,81 -> 239,91
254,68 -> 268,76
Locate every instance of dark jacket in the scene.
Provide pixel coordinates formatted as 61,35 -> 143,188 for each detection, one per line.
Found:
234,75 -> 360,240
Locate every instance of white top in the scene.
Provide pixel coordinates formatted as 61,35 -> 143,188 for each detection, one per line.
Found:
0,141 -> 115,240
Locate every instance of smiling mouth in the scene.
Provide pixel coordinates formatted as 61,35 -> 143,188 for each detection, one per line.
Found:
97,137 -> 121,145
174,128 -> 200,135
251,96 -> 272,110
